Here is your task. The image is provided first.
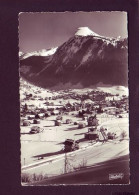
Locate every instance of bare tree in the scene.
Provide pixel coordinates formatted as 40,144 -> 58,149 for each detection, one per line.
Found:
120,130 -> 127,140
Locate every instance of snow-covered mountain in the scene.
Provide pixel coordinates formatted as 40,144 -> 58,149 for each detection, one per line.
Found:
20,27 -> 128,89
75,27 -> 100,37
19,47 -> 58,60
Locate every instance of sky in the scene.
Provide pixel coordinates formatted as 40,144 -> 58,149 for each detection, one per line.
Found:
19,12 -> 127,53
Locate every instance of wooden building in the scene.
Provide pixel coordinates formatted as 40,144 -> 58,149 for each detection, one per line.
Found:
85,131 -> 99,140
64,139 -> 79,152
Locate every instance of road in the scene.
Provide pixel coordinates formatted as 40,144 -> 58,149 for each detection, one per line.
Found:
22,139 -> 129,178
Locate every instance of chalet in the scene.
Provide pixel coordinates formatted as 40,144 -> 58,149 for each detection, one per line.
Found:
55,120 -> 61,126
39,108 -> 47,113
29,126 -> 43,134
85,130 -> 99,140
78,110 -> 86,117
56,115 -> 63,120
65,107 -> 72,112
96,106 -> 103,114
52,96 -> 56,100
28,115 -> 35,120
88,127 -> 97,132
78,122 -> 86,129
49,102 -> 54,106
45,112 -> 51,117
88,116 -> 98,127
22,103 -> 28,112
33,119 -> 41,124
107,132 -> 116,140
64,139 -> 79,152
45,102 -> 50,106
66,119 -> 72,124
51,110 -> 59,115
26,93 -> 33,99
47,107 -> 54,112
82,115 -> 88,121
23,120 -> 31,126
35,113 -> 45,119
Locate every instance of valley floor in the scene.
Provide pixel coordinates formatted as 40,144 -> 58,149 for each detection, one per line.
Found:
20,80 -> 129,184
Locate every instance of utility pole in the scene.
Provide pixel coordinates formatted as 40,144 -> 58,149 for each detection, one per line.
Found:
64,153 -> 76,174
64,152 -> 68,174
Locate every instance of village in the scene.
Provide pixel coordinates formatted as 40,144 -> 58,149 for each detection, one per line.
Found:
20,78 -> 129,183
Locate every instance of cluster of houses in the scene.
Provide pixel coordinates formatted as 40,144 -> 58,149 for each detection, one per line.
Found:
21,89 -> 128,120
20,78 -> 129,152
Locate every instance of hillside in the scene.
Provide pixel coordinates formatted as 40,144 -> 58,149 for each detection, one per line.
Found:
20,27 -> 128,89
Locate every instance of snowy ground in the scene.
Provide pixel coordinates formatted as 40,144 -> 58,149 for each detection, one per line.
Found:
21,116 -> 129,174
22,139 -> 129,177
21,114 -> 92,166
20,80 -> 129,181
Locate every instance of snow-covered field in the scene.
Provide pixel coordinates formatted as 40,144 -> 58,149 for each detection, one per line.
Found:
20,79 -> 129,181
21,114 -> 91,165
21,115 -> 129,172
22,139 -> 129,177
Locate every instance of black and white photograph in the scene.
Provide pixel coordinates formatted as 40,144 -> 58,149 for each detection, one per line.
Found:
19,12 -> 129,185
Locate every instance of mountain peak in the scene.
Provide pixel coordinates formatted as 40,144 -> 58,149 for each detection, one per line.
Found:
75,27 -> 100,37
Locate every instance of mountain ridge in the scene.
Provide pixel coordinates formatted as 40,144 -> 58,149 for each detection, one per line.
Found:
20,27 -> 128,89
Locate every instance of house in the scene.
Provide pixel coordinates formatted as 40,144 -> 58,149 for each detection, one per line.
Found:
39,108 -> 47,113
56,115 -> 63,120
45,112 -> 51,117
85,130 -> 99,140
78,110 -> 86,117
49,102 -> 54,106
64,139 -> 79,152
55,120 -> 61,126
88,115 -> 96,121
78,122 -> 86,129
33,119 -> 41,124
96,106 -> 103,114
45,102 -> 50,106
107,132 -> 116,140
23,120 -> 31,126
28,115 -> 35,120
88,116 -> 98,127
66,119 -> 72,124
88,127 -> 96,132
51,110 -> 59,115
35,113 -> 45,119
26,93 -> 33,98
82,115 -> 88,121
29,126 -> 43,134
